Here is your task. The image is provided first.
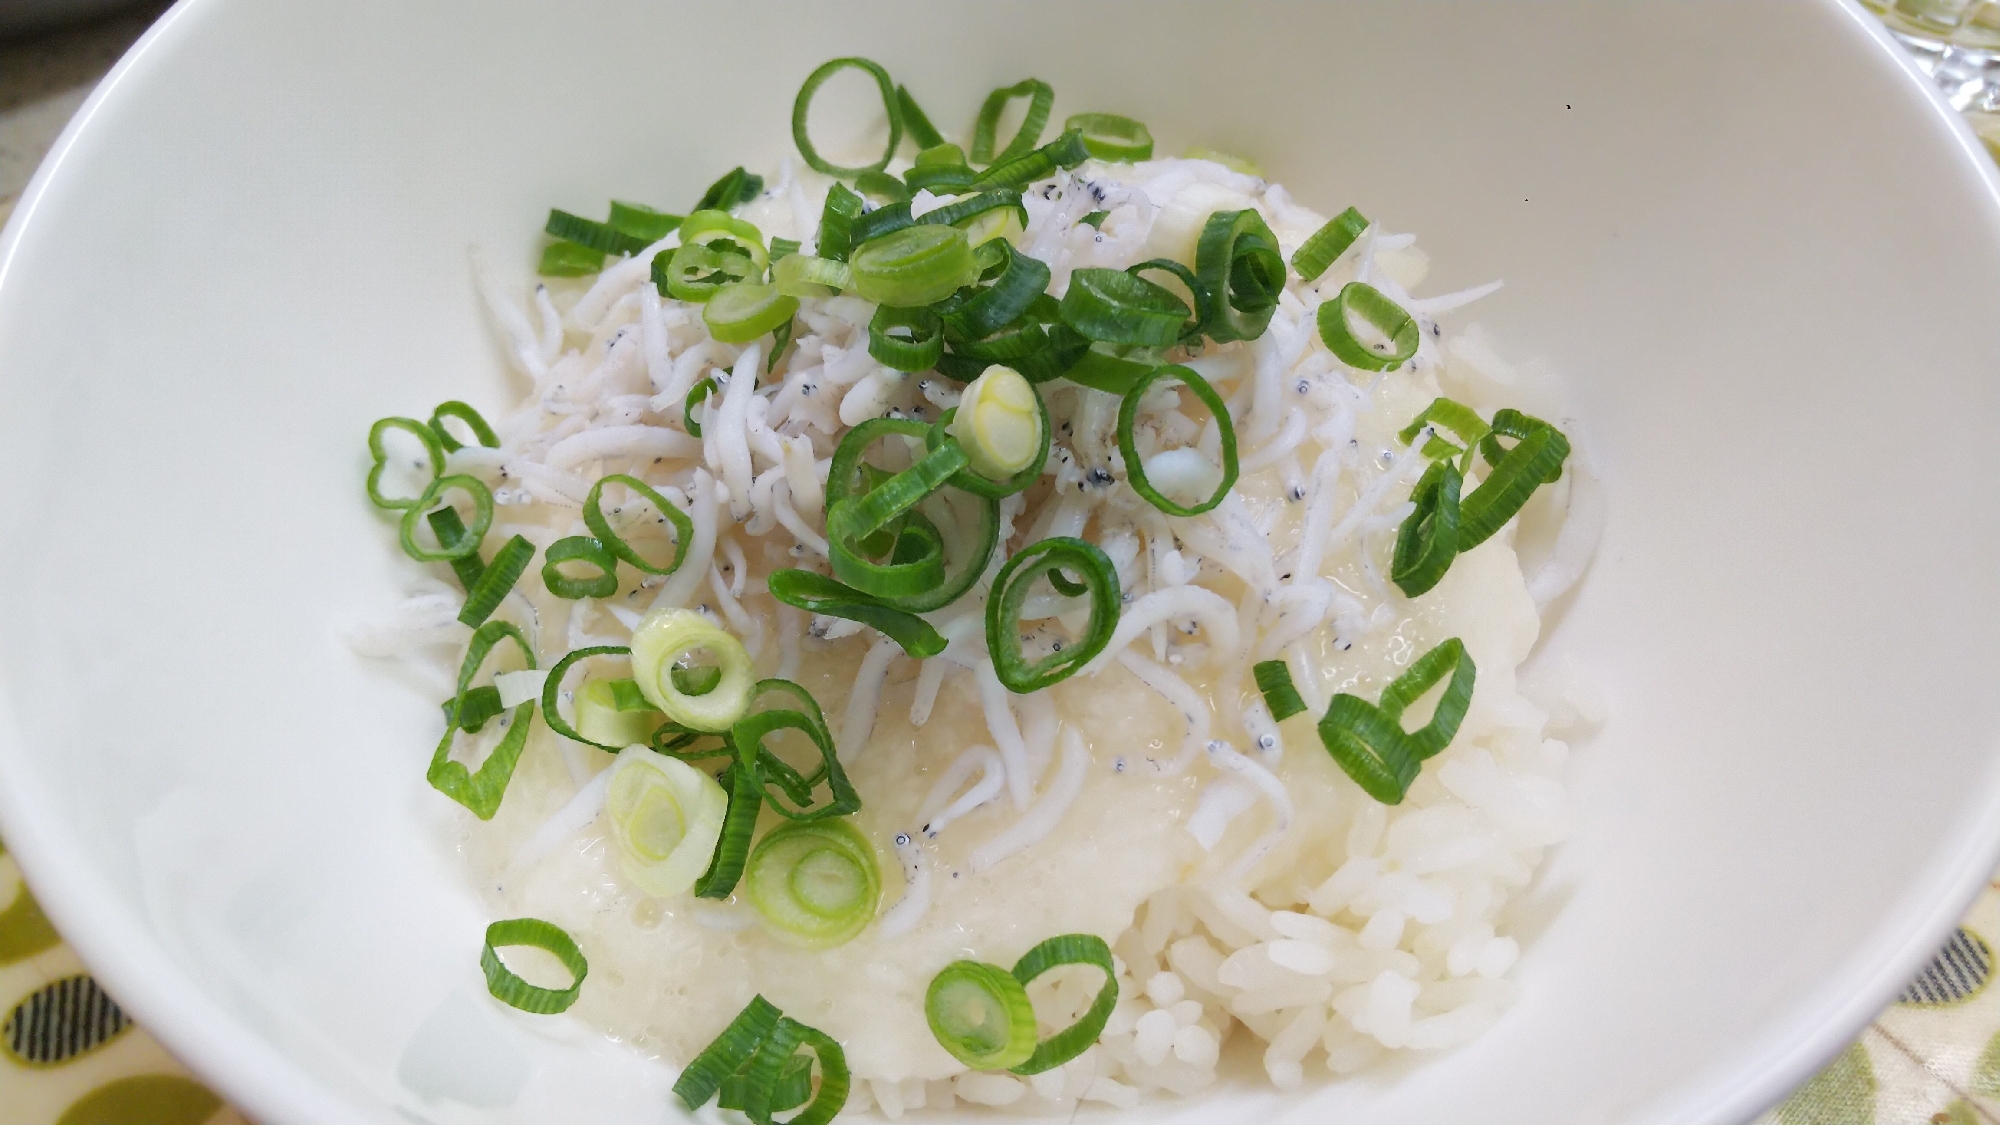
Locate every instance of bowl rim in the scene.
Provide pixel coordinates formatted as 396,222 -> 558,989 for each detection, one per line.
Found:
2,1 -> 1998,1123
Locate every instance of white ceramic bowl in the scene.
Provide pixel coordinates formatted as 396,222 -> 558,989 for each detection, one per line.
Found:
3,2 -> 1999,1123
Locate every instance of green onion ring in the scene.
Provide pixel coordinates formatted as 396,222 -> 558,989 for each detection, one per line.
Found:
970,128 -> 1090,189
733,710 -> 858,822
399,474 -> 492,562
719,1054 -> 813,1116
846,198 -> 915,251
1008,933 -> 1120,1075
1399,396 -> 1493,470
938,239 -> 1050,342
745,818 -> 880,949
367,416 -> 445,510
457,534 -> 533,628
905,162 -> 977,195
693,167 -> 763,213
1291,205 -> 1369,283
1390,460 -> 1462,598
1317,280 -> 1419,372
429,620 -> 536,819
704,281 -> 800,345
684,377 -> 716,437
855,169 -> 910,203
1063,112 -> 1153,162
1253,659 -> 1309,722
868,305 -> 946,372
539,645 -> 637,752
1059,267 -> 1190,348
897,85 -> 945,150
541,535 -> 619,600
544,209 -> 649,258
825,420 -> 1000,610
915,189 -> 1028,232
539,242 -> 605,277
1317,638 -> 1476,804
1057,340 -> 1161,396
1194,209 -> 1286,344
816,182 -> 864,264
659,243 -> 757,303
792,57 -> 904,178
428,401 -> 499,453
926,961 -> 1038,1070
694,758 -> 764,899
773,253 -> 854,299
480,918 -> 587,1014
829,441 -> 969,548
674,995 -> 784,1111
767,569 -> 946,657
1126,257 -> 1210,343
441,684 -> 504,734
972,78 -> 1054,166
1459,409 -> 1570,549
608,200 -> 682,242
426,505 -> 485,589
745,1017 -> 851,1125
768,236 -> 801,263
631,608 -> 756,733
1116,364 -> 1240,517
584,473 -> 694,576
985,537 -> 1121,693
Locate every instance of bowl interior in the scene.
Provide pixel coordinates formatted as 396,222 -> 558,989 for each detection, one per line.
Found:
3,2 -> 2000,1123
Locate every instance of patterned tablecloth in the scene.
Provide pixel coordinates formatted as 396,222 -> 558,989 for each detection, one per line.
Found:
4,8 -> 2000,1125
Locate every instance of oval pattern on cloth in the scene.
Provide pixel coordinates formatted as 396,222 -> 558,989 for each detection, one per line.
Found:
1898,926 -> 1993,1007
3,973 -> 130,1067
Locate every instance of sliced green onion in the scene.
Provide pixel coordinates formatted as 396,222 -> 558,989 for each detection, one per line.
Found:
1008,933 -> 1119,1075
828,442 -> 969,554
815,182 -> 864,264
578,679 -> 662,749
1060,267 -> 1190,348
606,744 -> 730,899
745,818 -> 880,948
584,473 -> 694,577
1459,409 -> 1569,549
684,377 -> 716,437
905,162 -> 977,195
1126,257 -> 1210,343
767,569 -> 946,657
897,85 -> 945,149
480,918 -> 586,1014
849,223 -> 980,308
768,236 -> 801,263
426,505 -> 486,589
868,305 -> 945,372
538,242 -> 605,277
630,608 -> 755,732
1317,637 -> 1475,804
855,169 -> 910,203
1064,112 -> 1153,162
972,78 -> 1054,166
442,684 -> 504,734
694,167 -> 764,214
694,759 -> 763,899
674,995 -> 784,1111
541,535 -> 618,600
400,475 -> 492,562
1079,210 -> 1109,229
740,1017 -> 850,1125
847,199 -> 915,250
941,297 -> 1090,385
947,364 -> 1047,487
659,243 -> 758,303
735,679 -> 858,821
429,401 -> 499,453
792,57 -> 904,177
938,239 -> 1050,342
1253,659 -> 1308,722
1291,205 -> 1368,283
1391,461 -> 1462,598
970,127 -> 1090,189
705,281 -> 801,344
1194,209 -> 1286,344
367,416 -> 445,510
1317,280 -> 1418,372
458,535 -> 533,628
1117,364 -> 1239,517
608,200 -> 683,242
915,188 -> 1027,232
429,620 -> 536,819
719,1053 -> 813,1116
917,141 -> 967,166
1057,339 -> 1161,395
545,209 -> 649,257
926,962 -> 1037,1070
1398,396 -> 1493,468
541,646 -> 638,752
985,537 -> 1120,693
1183,147 -> 1264,178
825,420 -> 1001,610
773,253 -> 854,299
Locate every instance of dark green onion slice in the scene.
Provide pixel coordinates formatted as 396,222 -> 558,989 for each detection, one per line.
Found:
1459,409 -> 1569,549
847,199 -> 915,251
457,535 -> 533,628
937,239 -> 1049,342
1079,210 -> 1109,229
1117,364 -> 1240,517
815,182 -> 864,264
767,569 -> 946,657
828,442 -> 969,550
719,1053 -> 813,1116
673,664 -> 723,696
429,401 -> 500,453
694,167 -> 764,214
1008,933 -> 1120,1075
608,200 -> 683,242
1194,209 -> 1286,344
1317,280 -> 1419,372
367,416 -> 445,510
855,170 -> 910,204
1253,659 -> 1308,722
545,209 -> 649,257
825,419 -> 1001,611
480,918 -> 586,1014
427,505 -> 486,589
926,961 -> 1037,1070
770,316 -> 795,374
429,620 -> 536,819
674,995 -> 784,1111
1060,267 -> 1190,348
969,128 -> 1090,189
400,474 -> 492,562
905,162 -> 977,195
768,236 -> 801,263
1058,340 -> 1162,396
985,537 -> 1120,693
1063,112 -> 1153,162
542,535 -> 618,600
694,758 -> 763,899
868,305 -> 945,372
733,680 -> 857,822
442,684 -> 504,734
971,78 -> 1054,166
742,1017 -> 850,1125
1391,460 -> 1462,598
745,818 -> 881,948
1399,396 -> 1492,467
705,281 -> 801,344
915,189 -> 1026,232
1126,258 -> 1210,343
538,242 -> 605,277
897,85 -> 945,150
540,645 -> 637,752
850,223 -> 981,312
1317,637 -> 1475,804
1291,206 -> 1369,283
792,57 -> 904,177
584,473 -> 694,576
684,378 -> 716,437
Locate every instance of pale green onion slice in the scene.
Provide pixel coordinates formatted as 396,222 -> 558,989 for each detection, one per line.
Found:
773,253 -> 854,298
480,918 -> 587,1014
366,416 -> 445,510
1008,934 -> 1120,1074
1063,112 -> 1153,162
926,961 -> 1038,1070
951,364 -> 1044,481
629,607 -> 755,732
792,57 -> 904,178
849,223 -> 980,307
745,819 -> 881,949
575,678 -> 662,749
704,281 -> 799,344
605,745 -> 730,899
